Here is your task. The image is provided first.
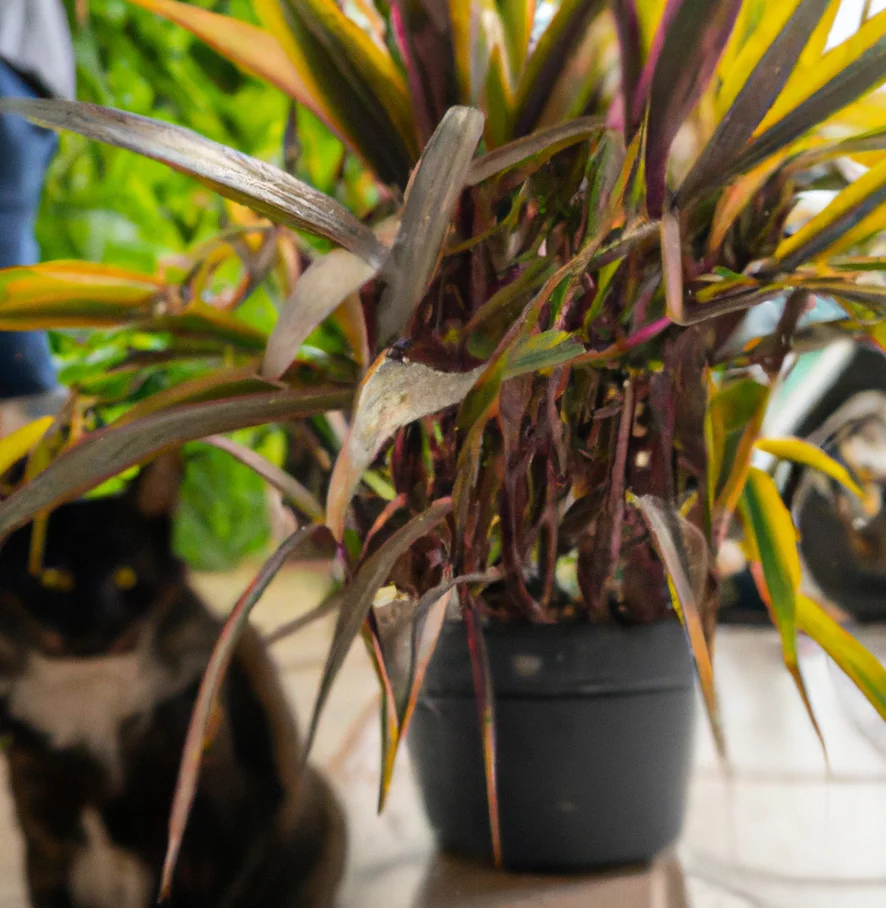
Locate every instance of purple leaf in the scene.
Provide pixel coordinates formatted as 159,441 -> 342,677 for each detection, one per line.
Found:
642,0 -> 743,217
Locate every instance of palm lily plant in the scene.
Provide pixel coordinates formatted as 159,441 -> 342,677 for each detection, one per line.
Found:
3,0 -> 886,879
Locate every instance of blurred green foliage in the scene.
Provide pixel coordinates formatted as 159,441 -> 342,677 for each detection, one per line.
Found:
40,0 -> 287,270
38,0 -> 299,570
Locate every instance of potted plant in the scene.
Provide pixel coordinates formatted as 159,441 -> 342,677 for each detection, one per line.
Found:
2,0 -> 886,883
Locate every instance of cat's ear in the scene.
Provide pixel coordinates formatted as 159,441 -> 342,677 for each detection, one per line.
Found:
129,452 -> 183,518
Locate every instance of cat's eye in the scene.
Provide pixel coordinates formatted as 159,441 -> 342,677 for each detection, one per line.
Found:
39,568 -> 75,593
113,566 -> 138,590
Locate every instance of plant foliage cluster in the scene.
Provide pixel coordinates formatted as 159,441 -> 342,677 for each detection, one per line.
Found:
3,0 -> 886,872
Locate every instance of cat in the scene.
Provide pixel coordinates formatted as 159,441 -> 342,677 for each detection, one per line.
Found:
0,456 -> 345,908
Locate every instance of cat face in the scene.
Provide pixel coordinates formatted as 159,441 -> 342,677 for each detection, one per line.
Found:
0,460 -> 185,657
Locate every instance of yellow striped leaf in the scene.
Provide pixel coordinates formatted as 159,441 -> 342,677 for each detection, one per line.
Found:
741,467 -> 827,757
755,436 -> 864,499
797,593 -> 886,721
0,418 -> 53,477
774,156 -> 886,270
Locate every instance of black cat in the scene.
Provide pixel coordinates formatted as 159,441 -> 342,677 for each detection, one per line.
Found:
0,457 -> 345,908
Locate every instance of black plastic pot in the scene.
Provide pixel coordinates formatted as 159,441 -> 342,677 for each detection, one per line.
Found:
407,618 -> 695,871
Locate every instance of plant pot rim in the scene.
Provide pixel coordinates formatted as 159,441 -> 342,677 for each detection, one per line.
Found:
421,613 -> 693,699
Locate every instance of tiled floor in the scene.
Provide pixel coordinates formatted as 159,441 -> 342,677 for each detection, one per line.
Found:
2,562 -> 885,907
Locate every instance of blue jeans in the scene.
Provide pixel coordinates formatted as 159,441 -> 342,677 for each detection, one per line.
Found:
0,61 -> 59,399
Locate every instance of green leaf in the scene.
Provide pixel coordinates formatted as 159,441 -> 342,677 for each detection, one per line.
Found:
202,433 -> 325,522
305,498 -> 453,756
0,98 -> 387,268
153,304 -> 270,353
124,0 -> 326,120
110,365 -> 273,427
498,0 -> 536,78
160,524 -> 334,900
376,106 -> 485,346
0,387 -> 352,538
709,378 -> 770,514
484,43 -> 514,147
505,331 -> 585,377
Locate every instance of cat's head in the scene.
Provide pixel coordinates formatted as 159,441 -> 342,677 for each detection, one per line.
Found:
0,455 -> 186,657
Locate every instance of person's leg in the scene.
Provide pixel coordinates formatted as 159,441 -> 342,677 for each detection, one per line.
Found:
0,60 -> 61,402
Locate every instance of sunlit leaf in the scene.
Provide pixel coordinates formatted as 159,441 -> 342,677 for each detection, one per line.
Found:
797,592 -> 886,721
793,277 -> 886,313
678,0 -> 831,204
0,98 -> 387,268
0,261 -> 163,328
0,418 -> 53,478
449,0 -> 482,103
305,498 -> 453,755
257,0 -> 415,184
796,0 -> 841,70
778,159 -> 886,271
498,0 -> 536,79
707,155 -> 785,252
124,0 -> 328,121
326,352 -> 484,538
0,387 -> 352,538
160,524 -> 333,900
740,467 -> 826,758
755,436 -> 864,499
731,10 -> 886,176
286,0 -> 417,151
376,106 -> 484,346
